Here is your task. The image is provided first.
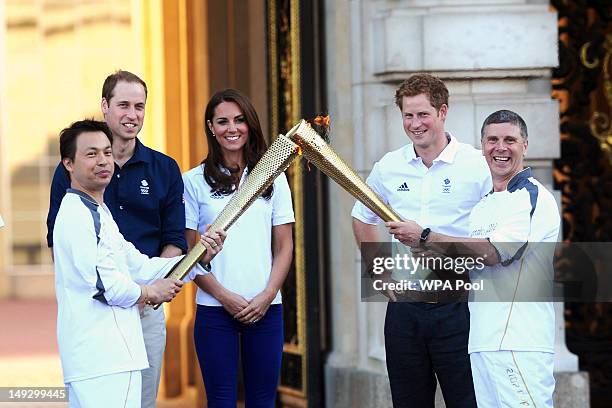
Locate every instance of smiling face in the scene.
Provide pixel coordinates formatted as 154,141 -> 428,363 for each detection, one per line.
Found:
481,122 -> 528,190
63,131 -> 114,196
208,101 -> 250,160
401,93 -> 448,152
101,81 -> 146,141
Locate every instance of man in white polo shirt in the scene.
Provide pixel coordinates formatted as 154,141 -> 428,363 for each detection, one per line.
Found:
352,74 -> 491,407
394,110 -> 560,407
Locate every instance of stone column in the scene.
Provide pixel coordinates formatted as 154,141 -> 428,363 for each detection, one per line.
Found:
325,1 -> 586,407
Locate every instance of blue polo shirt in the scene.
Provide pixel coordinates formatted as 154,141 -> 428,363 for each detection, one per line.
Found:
47,139 -> 187,257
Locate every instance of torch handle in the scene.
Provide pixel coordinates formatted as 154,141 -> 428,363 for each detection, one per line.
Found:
151,242 -> 208,310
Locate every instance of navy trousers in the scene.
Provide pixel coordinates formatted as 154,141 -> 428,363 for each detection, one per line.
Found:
194,304 -> 284,408
384,302 -> 477,408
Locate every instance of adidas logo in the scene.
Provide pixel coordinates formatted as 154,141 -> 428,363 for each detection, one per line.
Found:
397,182 -> 410,192
210,191 -> 225,199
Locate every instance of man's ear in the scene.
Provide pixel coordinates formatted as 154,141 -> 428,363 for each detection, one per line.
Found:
62,157 -> 73,173
523,138 -> 529,156
438,104 -> 448,121
101,97 -> 109,116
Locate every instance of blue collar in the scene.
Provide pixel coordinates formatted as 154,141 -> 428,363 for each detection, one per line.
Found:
507,167 -> 532,192
67,188 -> 99,206
125,139 -> 153,165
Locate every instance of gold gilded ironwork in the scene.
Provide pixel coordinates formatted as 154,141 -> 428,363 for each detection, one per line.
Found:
583,34 -> 612,163
154,135 -> 300,307
288,0 -> 309,398
580,42 -> 600,69
268,0 -> 308,399
287,120 -> 403,222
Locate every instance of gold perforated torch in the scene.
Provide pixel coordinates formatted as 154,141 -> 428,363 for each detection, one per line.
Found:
153,134 -> 300,308
286,119 -> 401,222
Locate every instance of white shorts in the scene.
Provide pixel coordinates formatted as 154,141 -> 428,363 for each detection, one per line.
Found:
67,370 -> 141,408
470,351 -> 555,408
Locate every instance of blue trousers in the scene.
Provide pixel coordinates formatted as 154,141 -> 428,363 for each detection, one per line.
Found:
194,304 -> 283,408
384,302 -> 477,408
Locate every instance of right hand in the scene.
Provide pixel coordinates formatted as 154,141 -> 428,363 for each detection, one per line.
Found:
380,277 -> 398,302
369,270 -> 398,302
147,278 -> 184,304
219,290 -> 249,316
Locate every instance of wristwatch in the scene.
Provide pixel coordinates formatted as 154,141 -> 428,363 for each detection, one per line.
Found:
419,227 -> 431,247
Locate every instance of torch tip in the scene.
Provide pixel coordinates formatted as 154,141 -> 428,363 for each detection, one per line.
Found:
285,120 -> 305,139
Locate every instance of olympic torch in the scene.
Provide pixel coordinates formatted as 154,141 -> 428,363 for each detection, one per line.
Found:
286,120 -> 402,222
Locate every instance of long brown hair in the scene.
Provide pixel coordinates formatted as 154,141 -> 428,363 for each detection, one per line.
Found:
203,89 -> 272,198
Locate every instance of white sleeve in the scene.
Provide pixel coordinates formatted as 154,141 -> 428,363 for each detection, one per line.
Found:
184,262 -> 210,281
350,161 -> 385,225
120,239 -> 210,284
57,204 -> 141,308
183,171 -> 200,231
119,238 -> 181,284
272,172 -> 295,226
488,195 -> 531,265
95,235 -> 143,306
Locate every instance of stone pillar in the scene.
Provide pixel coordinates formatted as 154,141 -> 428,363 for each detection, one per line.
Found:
325,1 -> 587,407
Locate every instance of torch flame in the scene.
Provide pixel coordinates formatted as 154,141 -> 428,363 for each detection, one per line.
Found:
313,115 -> 331,127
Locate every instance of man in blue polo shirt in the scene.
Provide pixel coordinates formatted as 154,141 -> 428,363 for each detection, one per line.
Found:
46,70 -> 186,408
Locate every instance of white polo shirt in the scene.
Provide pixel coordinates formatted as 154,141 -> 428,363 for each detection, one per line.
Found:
183,164 -> 295,306
351,135 -> 491,280
468,168 -> 560,353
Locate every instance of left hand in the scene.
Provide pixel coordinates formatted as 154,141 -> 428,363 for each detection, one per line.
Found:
385,220 -> 423,248
234,289 -> 276,324
200,227 -> 227,264
410,246 -> 442,259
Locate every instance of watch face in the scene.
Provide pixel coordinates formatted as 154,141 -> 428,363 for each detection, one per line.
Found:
420,228 -> 430,241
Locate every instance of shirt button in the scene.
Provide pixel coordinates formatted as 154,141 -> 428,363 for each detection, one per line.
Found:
117,174 -> 121,178
119,205 -> 124,210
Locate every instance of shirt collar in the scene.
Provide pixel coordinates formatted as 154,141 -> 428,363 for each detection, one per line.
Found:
507,167 -> 532,192
435,133 -> 459,164
125,138 -> 152,165
404,133 -> 458,164
67,188 -> 99,206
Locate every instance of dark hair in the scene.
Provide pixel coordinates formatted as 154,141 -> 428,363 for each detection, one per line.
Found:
203,89 -> 272,199
394,74 -> 449,111
60,119 -> 112,163
480,110 -> 528,140
101,70 -> 147,102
